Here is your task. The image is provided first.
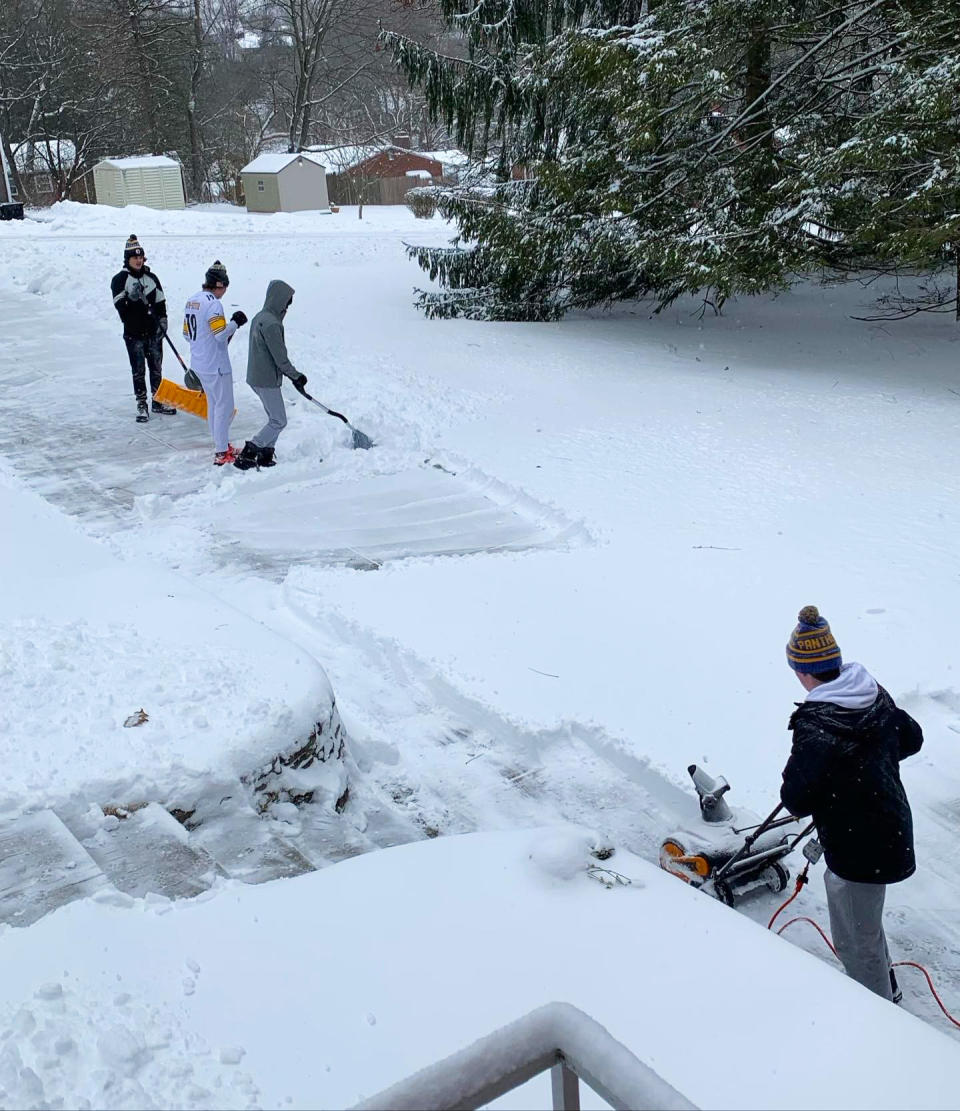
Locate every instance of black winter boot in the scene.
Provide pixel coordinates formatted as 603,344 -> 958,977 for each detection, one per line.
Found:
257,445 -> 276,468
233,440 -> 260,471
152,399 -> 178,415
136,399 -> 149,423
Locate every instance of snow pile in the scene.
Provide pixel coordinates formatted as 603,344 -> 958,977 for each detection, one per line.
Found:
0,981 -> 260,1110
0,464 -> 343,812
526,826 -> 606,883
0,829 -> 954,1111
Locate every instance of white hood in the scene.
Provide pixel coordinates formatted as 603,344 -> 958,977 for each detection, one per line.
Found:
804,661 -> 878,710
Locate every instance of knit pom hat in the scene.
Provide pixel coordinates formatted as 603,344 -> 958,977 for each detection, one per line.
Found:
124,233 -> 145,263
786,605 -> 842,674
204,259 -> 229,288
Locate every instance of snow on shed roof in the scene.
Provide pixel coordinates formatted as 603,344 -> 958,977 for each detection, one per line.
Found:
241,151 -> 327,174
98,155 -> 181,170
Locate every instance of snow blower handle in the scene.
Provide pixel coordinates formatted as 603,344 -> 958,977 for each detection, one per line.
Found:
801,835 -> 823,864
708,802 -> 785,889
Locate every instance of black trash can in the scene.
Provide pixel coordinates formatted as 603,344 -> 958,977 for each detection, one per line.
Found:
0,202 -> 24,220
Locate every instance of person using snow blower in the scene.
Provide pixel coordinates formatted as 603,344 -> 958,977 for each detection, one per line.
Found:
182,260 -> 248,466
233,279 -> 307,471
110,234 -> 177,424
780,605 -> 923,1003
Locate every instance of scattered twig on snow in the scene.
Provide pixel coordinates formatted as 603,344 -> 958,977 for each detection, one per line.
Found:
586,866 -> 634,888
528,667 -> 559,678
692,545 -> 742,551
505,767 -> 541,785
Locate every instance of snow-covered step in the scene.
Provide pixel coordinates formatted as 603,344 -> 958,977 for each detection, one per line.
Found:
64,803 -> 223,899
188,801 -> 316,884
0,810 -> 107,927
297,797 -> 426,864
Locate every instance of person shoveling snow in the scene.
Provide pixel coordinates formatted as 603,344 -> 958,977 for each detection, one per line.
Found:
233,279 -> 307,471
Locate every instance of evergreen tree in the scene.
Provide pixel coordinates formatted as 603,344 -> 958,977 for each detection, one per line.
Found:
384,0 -> 959,321
805,2 -> 960,316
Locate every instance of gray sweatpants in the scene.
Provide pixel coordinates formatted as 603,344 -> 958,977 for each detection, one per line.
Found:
824,868 -> 893,1000
250,385 -> 287,449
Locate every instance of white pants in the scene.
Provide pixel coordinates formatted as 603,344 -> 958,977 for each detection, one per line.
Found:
194,367 -> 235,452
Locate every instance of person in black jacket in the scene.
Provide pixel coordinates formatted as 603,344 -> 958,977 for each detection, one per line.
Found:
110,234 -> 177,423
780,605 -> 923,1002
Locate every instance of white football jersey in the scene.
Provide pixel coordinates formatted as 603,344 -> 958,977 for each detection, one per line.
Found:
182,289 -> 238,374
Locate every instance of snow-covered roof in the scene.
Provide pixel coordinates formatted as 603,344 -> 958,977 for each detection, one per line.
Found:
308,144 -> 385,173
12,140 -> 76,172
241,151 -> 327,174
309,144 -> 463,174
421,149 -> 469,168
98,155 -> 181,170
405,169 -> 433,179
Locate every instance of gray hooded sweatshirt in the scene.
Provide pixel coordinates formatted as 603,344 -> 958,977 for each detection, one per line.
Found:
246,280 -> 298,388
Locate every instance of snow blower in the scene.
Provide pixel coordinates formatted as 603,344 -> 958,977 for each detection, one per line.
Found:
660,765 -> 815,906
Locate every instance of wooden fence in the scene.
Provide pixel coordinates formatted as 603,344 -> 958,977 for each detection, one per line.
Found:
326,172 -> 438,207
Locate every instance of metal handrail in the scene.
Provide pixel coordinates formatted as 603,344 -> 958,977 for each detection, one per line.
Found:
351,1001 -> 698,1111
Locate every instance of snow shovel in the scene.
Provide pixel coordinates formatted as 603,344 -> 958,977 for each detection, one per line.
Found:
141,299 -> 194,381
293,380 -> 374,450
154,377 -> 209,419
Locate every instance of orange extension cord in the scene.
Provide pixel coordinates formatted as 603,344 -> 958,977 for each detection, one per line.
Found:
768,868 -> 960,1031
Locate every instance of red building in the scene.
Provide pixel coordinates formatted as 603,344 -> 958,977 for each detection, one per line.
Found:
315,138 -> 463,206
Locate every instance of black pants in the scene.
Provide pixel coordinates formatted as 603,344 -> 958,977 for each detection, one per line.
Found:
124,335 -> 163,401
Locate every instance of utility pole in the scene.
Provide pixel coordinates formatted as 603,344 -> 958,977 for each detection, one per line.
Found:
0,132 -> 13,204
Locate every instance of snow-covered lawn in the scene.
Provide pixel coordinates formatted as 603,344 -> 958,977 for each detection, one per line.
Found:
2,199 -> 960,1107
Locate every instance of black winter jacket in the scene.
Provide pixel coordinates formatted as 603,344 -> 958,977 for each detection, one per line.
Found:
111,265 -> 167,339
781,686 -> 922,884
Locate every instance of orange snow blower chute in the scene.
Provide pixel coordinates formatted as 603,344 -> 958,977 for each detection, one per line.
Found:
153,377 -> 209,419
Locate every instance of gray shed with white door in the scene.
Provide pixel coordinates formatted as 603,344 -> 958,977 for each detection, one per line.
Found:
93,155 -> 186,210
240,151 -> 330,213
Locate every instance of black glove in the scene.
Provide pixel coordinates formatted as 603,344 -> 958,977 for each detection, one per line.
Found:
291,372 -> 308,391
231,310 -> 248,327
156,316 -> 168,336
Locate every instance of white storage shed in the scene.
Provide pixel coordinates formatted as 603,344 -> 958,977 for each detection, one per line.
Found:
240,151 -> 330,213
93,155 -> 186,210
